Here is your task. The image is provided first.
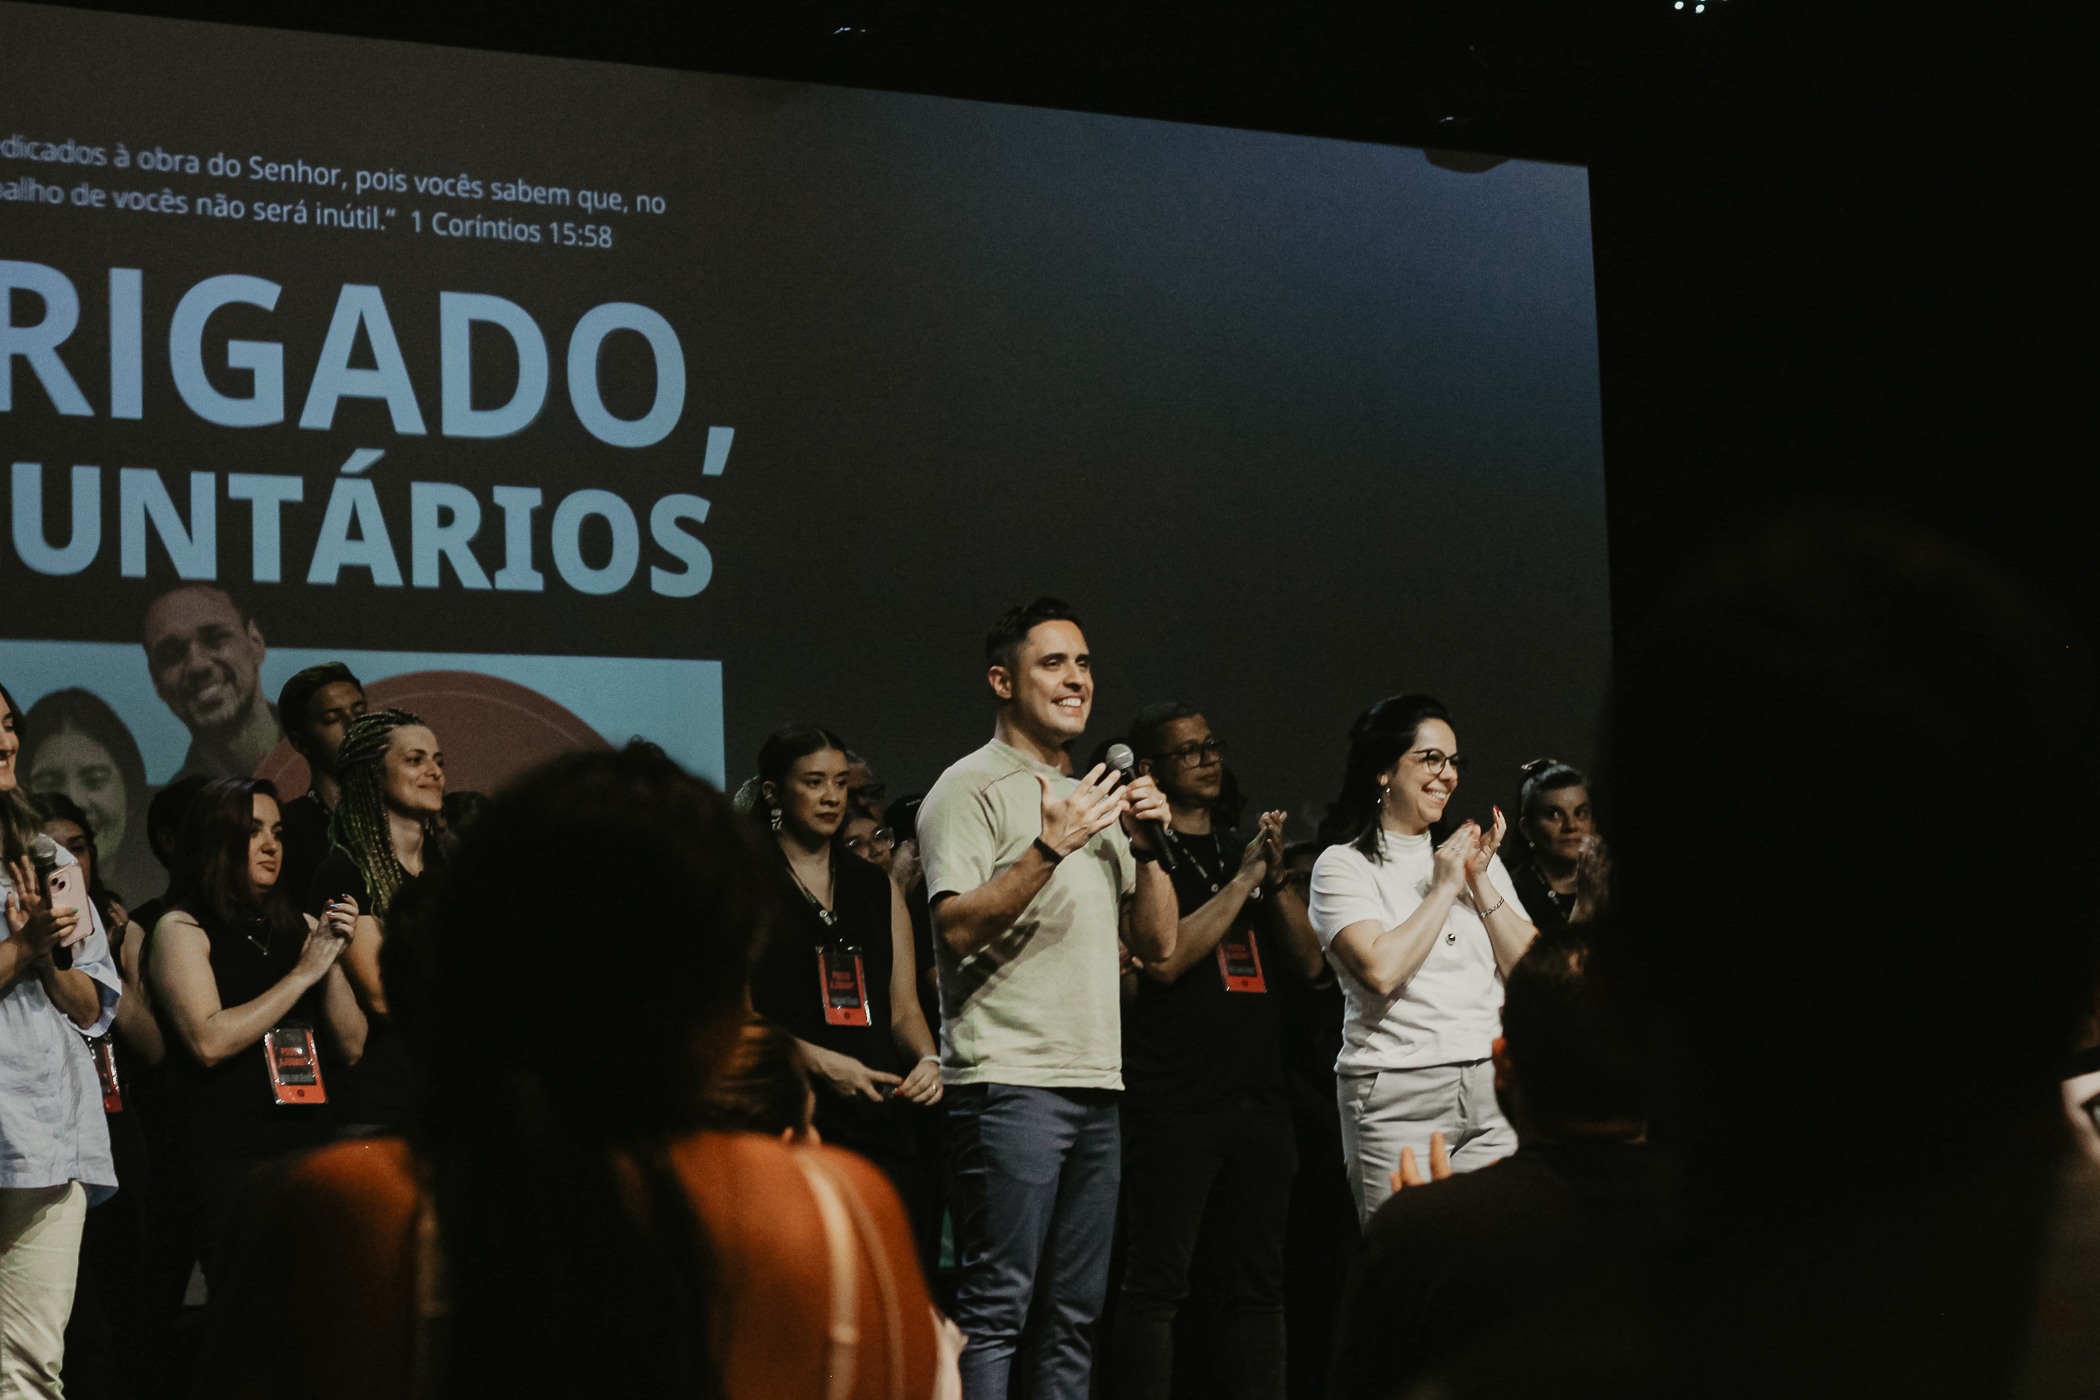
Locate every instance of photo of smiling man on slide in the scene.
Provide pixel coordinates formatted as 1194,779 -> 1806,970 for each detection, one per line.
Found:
140,584 -> 278,781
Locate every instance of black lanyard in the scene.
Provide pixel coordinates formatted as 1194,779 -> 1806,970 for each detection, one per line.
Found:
786,854 -> 839,928
1165,829 -> 1227,893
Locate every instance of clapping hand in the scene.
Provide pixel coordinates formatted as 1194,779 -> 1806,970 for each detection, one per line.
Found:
294,895 -> 358,981
1257,813 -> 1293,889
319,894 -> 358,942
1037,764 -> 1129,858
1464,808 -> 1508,883
1388,1131 -> 1454,1196
1239,810 -> 1287,886
1432,826 -> 1478,894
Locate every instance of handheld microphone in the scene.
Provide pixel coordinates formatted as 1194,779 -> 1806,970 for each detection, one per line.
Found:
1104,743 -> 1177,872
29,834 -> 70,971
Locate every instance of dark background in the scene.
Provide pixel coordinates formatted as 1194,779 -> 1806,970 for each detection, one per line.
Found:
11,0 -> 2079,824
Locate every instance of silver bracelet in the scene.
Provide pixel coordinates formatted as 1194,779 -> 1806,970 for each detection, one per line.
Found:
1477,894 -> 1506,919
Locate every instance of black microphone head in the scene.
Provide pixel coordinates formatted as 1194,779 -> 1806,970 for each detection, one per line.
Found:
29,833 -> 61,873
1105,742 -> 1137,776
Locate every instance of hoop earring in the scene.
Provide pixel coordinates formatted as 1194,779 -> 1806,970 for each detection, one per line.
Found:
769,807 -> 783,833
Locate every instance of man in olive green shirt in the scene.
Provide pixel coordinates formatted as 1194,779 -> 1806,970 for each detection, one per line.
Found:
920,596 -> 1177,1400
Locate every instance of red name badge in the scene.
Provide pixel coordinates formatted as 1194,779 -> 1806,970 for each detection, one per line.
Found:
262,1024 -> 327,1105
91,1036 -> 123,1113
1217,931 -> 1268,993
817,944 -> 872,1027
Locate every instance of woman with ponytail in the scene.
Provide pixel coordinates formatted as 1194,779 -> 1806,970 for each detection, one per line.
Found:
196,745 -> 949,1400
1307,695 -> 1539,1223
305,709 -> 444,1134
1509,758 -> 1610,940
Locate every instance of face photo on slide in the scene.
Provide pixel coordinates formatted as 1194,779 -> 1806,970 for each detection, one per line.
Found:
21,687 -> 158,902
141,584 -> 274,780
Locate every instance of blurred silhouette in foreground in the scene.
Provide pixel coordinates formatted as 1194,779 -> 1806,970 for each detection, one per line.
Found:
1330,935 -> 1662,1400
194,747 -> 945,1400
1422,509 -> 2097,1400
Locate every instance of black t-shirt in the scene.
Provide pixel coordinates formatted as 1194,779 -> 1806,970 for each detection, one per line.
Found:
278,793 -> 333,920
306,847 -> 418,1130
750,849 -> 908,1155
1120,827 -> 1288,1113
1329,1139 -> 1666,1400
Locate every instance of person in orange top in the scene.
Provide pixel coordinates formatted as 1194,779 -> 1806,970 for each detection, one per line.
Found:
196,746 -> 948,1400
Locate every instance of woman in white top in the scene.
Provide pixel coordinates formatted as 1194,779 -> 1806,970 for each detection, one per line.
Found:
1307,694 -> 1539,1222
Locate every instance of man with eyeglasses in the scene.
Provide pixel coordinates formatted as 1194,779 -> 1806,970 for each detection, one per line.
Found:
844,750 -> 887,823
1111,701 -> 1325,1400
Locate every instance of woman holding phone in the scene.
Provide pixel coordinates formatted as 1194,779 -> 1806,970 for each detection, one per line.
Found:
1,679 -> 120,1398
1309,695 -> 1539,1223
31,788 -> 165,1400
33,788 -> 163,1070
148,776 -> 364,1281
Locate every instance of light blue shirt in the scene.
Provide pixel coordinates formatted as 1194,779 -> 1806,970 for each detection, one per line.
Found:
0,850 -> 121,1205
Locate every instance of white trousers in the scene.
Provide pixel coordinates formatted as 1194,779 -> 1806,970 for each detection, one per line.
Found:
0,1183 -> 86,1399
1337,1060 -> 1516,1224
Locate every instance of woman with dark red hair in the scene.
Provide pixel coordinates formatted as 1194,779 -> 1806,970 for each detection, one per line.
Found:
193,745 -> 950,1400
146,776 -> 364,1284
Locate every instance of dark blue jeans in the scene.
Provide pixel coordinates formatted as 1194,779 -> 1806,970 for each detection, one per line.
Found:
947,1083 -> 1122,1400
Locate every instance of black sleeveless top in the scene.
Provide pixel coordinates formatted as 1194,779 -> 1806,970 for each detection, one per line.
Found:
159,901 -> 335,1159
749,848 -> 908,1157
306,848 -> 418,1130
1511,860 -> 1575,941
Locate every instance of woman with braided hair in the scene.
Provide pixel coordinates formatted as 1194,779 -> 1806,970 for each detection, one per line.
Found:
304,709 -> 444,1134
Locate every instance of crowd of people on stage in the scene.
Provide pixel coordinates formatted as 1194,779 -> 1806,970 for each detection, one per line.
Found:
3,512 -> 2096,1400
